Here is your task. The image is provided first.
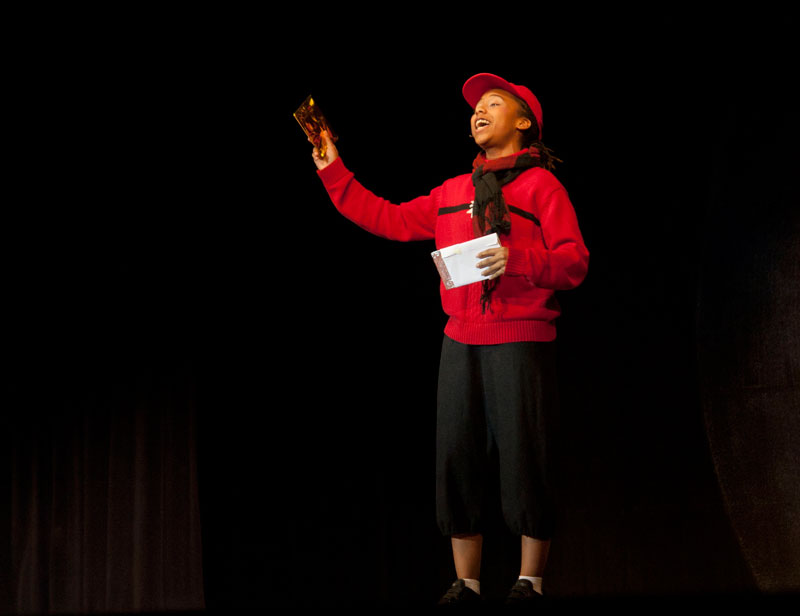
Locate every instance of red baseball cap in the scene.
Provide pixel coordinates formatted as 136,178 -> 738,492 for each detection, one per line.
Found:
462,73 -> 543,137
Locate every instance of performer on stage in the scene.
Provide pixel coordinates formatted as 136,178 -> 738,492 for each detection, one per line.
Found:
308,73 -> 589,606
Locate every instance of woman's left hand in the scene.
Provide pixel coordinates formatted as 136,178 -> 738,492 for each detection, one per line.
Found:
476,247 -> 509,280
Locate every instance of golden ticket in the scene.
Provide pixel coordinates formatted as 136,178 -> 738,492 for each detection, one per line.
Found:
293,95 -> 337,159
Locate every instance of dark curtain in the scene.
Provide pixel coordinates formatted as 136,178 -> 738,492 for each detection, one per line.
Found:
696,73 -> 800,591
6,338 -> 205,615
4,53 -> 210,611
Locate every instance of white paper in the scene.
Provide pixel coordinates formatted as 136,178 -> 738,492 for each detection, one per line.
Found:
431,233 -> 500,289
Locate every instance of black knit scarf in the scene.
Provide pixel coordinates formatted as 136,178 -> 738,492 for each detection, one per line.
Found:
471,143 -> 560,312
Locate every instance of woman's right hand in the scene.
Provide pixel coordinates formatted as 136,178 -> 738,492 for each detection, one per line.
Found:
311,130 -> 339,170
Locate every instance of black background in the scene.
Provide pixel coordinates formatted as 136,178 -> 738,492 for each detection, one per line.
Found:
7,9 -> 799,610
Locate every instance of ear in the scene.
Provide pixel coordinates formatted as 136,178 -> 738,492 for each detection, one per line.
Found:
515,116 -> 532,131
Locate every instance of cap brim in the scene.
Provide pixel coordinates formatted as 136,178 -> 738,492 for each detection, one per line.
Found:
462,73 -> 517,109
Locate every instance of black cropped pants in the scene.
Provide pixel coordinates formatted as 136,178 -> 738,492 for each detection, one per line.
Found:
435,335 -> 560,540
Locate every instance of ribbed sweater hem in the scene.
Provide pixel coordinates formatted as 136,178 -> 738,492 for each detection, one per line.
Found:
444,318 -> 556,345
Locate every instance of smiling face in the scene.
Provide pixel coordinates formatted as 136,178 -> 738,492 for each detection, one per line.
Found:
470,88 -> 532,159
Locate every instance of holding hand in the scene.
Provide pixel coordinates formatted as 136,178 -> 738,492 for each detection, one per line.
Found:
311,130 -> 339,171
477,246 -> 509,280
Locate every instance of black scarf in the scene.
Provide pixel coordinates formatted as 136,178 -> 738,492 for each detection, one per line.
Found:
471,143 -> 560,312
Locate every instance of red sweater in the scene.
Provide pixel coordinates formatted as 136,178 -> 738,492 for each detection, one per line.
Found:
318,157 -> 589,345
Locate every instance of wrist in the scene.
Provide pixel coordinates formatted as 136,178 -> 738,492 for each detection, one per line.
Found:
504,247 -> 526,276
316,156 -> 347,182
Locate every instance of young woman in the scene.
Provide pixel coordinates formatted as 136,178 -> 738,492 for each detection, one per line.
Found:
309,73 -> 589,606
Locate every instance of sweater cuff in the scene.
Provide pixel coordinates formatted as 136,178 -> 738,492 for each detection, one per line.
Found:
505,246 -> 548,279
316,156 -> 350,185
505,246 -> 532,276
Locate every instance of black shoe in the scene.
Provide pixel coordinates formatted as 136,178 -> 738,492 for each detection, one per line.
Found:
437,579 -> 482,606
504,579 -> 543,606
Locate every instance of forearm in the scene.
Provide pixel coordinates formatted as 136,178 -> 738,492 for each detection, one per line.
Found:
504,187 -> 589,289
318,157 -> 437,242
505,242 -> 589,290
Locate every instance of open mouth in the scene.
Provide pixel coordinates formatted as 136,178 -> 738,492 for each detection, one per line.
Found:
475,118 -> 491,130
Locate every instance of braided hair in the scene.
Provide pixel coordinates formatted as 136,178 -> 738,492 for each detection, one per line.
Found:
508,91 -> 562,170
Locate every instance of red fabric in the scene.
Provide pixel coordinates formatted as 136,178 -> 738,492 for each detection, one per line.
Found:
317,157 -> 589,345
471,147 -> 542,174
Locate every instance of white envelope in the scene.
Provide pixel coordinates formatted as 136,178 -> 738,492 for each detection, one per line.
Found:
431,233 -> 500,289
